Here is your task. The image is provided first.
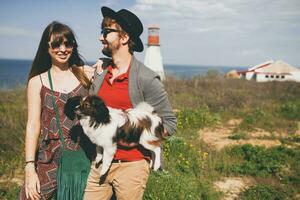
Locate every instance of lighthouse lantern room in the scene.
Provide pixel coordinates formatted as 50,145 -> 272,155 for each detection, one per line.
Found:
144,26 -> 165,80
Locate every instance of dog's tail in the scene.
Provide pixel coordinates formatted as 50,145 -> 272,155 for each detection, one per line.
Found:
64,96 -> 82,120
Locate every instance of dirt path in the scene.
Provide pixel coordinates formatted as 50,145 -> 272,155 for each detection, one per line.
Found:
214,177 -> 255,200
198,119 -> 291,151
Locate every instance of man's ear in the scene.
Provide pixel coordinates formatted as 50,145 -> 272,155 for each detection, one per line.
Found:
121,34 -> 130,45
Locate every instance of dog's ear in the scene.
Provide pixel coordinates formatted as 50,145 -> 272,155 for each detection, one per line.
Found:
64,96 -> 82,120
91,96 -> 110,124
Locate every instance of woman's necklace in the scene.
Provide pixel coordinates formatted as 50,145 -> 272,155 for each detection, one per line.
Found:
51,67 -> 72,93
62,68 -> 73,92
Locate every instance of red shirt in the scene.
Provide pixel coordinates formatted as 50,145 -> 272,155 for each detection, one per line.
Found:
98,65 -> 150,161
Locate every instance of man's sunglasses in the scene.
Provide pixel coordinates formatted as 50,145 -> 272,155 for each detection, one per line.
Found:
101,28 -> 120,38
48,40 -> 75,51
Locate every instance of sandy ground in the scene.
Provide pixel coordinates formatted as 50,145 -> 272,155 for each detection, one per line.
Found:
214,177 -> 255,200
198,119 -> 297,151
201,119 -> 300,199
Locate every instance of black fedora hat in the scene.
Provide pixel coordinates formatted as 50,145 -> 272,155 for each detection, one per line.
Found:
101,6 -> 144,52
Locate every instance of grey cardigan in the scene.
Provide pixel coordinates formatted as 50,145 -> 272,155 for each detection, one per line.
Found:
89,56 -> 177,135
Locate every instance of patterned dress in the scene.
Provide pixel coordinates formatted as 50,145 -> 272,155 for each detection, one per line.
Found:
19,82 -> 94,200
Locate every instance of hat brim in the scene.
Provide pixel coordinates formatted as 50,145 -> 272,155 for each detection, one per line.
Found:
101,7 -> 143,52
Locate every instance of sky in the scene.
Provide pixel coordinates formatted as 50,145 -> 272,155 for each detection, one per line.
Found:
0,0 -> 299,67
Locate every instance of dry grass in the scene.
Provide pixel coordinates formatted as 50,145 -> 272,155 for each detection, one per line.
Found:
165,76 -> 300,112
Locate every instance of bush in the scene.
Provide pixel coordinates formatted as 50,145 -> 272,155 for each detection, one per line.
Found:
228,131 -> 249,140
241,184 -> 285,200
280,101 -> 300,120
222,145 -> 296,177
0,182 -> 20,200
238,109 -> 269,131
145,136 -> 220,200
176,107 -> 220,130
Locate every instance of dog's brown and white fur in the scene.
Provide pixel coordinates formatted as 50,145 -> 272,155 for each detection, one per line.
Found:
64,95 -> 164,176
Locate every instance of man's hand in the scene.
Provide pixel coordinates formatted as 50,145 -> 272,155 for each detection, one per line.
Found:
162,129 -> 170,138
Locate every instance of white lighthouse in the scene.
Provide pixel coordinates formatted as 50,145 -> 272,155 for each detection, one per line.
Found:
144,26 -> 165,80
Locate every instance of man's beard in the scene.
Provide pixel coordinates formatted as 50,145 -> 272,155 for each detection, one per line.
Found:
102,47 -> 112,57
102,40 -> 121,57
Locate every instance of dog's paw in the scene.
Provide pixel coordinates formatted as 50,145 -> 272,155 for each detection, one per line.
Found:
153,165 -> 160,171
153,161 -> 161,171
95,154 -> 103,164
100,169 -> 108,177
99,175 -> 107,185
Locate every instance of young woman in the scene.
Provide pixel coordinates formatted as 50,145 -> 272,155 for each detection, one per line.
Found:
19,21 -> 94,200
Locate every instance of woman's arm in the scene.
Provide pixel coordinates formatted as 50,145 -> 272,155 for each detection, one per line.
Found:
25,76 -> 42,200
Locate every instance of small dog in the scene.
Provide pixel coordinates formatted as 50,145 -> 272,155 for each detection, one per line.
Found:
64,95 -> 164,176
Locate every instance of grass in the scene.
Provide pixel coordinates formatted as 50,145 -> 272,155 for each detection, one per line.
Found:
228,131 -> 249,140
0,87 -> 26,200
0,182 -> 20,200
1,75 -> 300,199
241,184 -> 286,200
223,145 -> 299,177
144,137 -> 220,200
0,88 -> 26,177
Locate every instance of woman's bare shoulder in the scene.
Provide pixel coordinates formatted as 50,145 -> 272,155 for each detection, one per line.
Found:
27,74 -> 43,94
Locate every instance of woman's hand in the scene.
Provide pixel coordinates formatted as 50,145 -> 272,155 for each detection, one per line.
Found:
25,164 -> 41,200
93,59 -> 104,75
83,65 -> 96,81
83,59 -> 103,81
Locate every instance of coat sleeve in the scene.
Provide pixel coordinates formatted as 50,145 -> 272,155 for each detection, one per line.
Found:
142,75 -> 177,135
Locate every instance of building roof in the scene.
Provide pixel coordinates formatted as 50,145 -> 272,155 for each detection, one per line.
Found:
256,60 -> 300,74
238,60 -> 300,75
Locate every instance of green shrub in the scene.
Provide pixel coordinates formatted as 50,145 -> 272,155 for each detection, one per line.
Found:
205,69 -> 220,79
228,132 -> 249,140
223,145 -> 296,177
0,182 -> 20,200
238,108 -> 269,131
145,136 -> 220,200
145,171 -> 202,200
176,107 -> 220,130
241,184 -> 285,200
280,101 -> 300,120
164,136 -> 202,174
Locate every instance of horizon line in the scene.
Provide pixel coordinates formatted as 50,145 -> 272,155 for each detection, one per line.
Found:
0,57 -> 250,68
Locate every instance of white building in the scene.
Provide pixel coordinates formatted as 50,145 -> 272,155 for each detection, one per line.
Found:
238,60 -> 300,82
144,26 -> 165,80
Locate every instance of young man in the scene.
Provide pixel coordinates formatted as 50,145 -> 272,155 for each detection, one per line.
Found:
84,6 -> 177,200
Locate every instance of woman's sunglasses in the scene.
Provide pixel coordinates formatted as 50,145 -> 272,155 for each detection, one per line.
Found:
48,40 -> 75,51
101,28 -> 120,38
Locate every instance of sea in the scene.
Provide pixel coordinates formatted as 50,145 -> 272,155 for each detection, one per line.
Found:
0,59 -> 247,89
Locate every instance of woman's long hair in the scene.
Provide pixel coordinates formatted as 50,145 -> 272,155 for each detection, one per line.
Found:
28,21 -> 91,89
